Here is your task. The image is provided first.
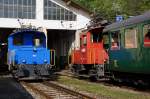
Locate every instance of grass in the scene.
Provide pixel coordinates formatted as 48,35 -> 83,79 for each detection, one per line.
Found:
56,76 -> 150,99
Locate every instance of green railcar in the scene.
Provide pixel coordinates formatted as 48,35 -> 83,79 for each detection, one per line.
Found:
103,11 -> 150,82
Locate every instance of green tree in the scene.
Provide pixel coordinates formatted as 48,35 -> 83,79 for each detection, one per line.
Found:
74,0 -> 150,22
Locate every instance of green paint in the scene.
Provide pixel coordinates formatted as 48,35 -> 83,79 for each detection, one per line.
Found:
107,20 -> 150,74
113,60 -> 118,67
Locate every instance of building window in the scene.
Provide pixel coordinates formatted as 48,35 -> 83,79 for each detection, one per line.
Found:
0,0 -> 36,19
125,28 -> 137,48
44,0 -> 77,21
143,24 -> 150,47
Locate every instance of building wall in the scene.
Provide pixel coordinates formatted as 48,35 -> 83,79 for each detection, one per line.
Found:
0,0 -> 90,30
0,0 -> 90,60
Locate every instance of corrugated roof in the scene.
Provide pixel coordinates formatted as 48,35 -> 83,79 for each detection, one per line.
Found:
104,11 -> 150,32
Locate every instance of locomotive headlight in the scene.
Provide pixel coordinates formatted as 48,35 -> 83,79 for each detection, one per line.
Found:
33,47 -> 37,52
22,59 -> 26,63
44,59 -> 48,63
81,48 -> 86,53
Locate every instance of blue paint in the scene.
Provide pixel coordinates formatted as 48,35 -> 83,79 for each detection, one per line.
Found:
116,15 -> 123,22
8,30 -> 50,65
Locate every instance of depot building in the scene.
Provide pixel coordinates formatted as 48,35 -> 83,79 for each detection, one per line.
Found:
0,0 -> 91,68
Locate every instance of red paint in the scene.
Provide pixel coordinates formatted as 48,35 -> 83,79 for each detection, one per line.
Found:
144,39 -> 150,47
71,29 -> 108,65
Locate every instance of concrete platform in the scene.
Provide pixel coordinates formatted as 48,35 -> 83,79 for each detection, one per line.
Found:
0,75 -> 33,99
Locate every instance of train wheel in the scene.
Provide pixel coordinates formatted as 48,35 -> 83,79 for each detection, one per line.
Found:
89,75 -> 98,81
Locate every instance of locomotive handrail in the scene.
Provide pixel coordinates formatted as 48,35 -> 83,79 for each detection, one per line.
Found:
67,52 -> 71,65
7,52 -> 9,65
94,48 -> 96,67
7,52 -> 11,70
50,49 -> 55,66
89,49 -> 92,64
12,50 -> 15,66
8,50 -> 15,66
101,50 -> 104,64
72,51 -> 74,64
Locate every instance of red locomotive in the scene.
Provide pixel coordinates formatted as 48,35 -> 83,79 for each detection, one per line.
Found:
70,24 -> 108,79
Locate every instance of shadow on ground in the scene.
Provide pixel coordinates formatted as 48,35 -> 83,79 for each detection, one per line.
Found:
0,74 -> 33,99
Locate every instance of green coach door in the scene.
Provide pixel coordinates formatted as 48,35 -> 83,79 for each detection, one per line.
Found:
109,27 -> 140,73
141,24 -> 150,73
108,31 -> 122,71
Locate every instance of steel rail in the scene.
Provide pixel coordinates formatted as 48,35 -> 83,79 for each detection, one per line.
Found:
43,81 -> 96,99
21,82 -> 53,99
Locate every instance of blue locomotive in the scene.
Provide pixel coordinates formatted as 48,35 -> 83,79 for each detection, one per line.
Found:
7,28 -> 55,80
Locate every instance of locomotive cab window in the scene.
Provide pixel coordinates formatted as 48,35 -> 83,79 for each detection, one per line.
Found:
111,31 -> 120,50
33,37 -> 43,47
143,24 -> 150,47
13,34 -> 23,46
80,37 -> 82,47
125,27 -> 137,48
83,35 -> 87,46
91,33 -> 102,43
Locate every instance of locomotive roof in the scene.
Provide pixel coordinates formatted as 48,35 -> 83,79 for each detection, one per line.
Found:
80,25 -> 105,35
81,20 -> 108,35
104,11 -> 150,32
9,29 -> 46,37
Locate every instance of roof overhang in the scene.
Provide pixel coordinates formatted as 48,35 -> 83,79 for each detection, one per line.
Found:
62,0 -> 92,15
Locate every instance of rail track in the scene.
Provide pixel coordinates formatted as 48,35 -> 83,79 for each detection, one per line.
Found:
21,81 -> 96,99
55,70 -> 150,93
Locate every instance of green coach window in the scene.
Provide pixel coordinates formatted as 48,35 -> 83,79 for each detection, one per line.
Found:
111,31 -> 120,50
103,34 -> 109,44
143,24 -> 150,47
103,34 -> 109,49
125,28 -> 137,48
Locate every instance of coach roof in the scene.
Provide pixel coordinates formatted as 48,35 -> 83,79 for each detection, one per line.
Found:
104,11 -> 150,32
